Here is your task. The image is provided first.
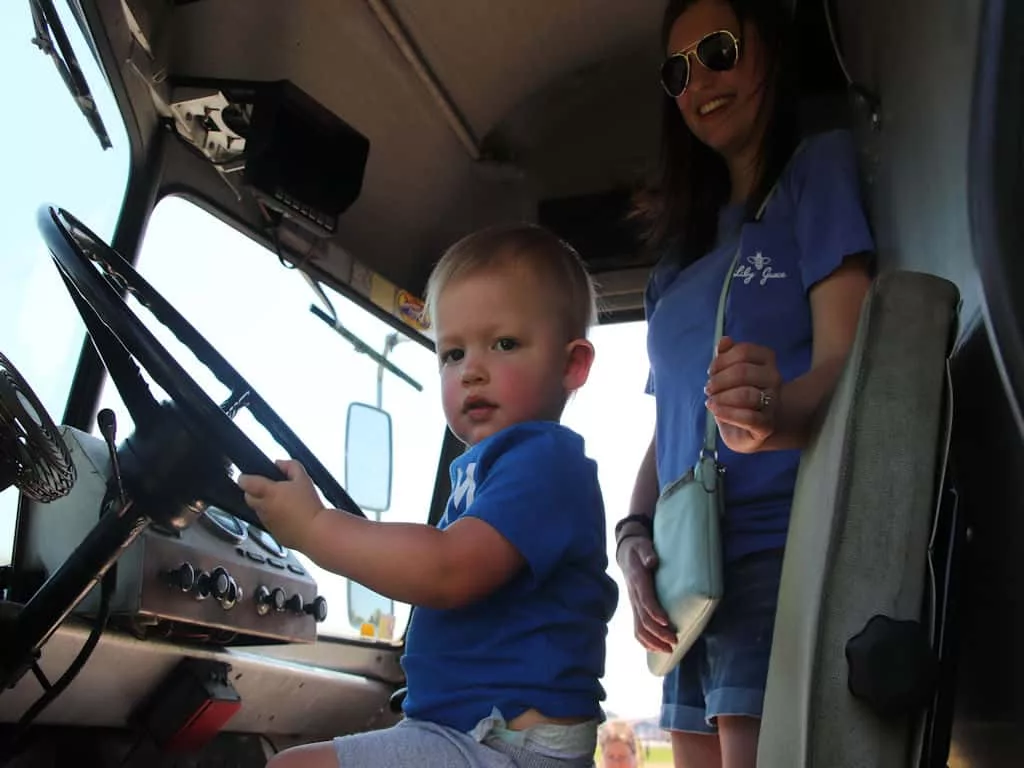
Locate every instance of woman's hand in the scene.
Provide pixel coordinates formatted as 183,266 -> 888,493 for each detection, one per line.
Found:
237,459 -> 326,551
705,336 -> 782,453
617,534 -> 676,653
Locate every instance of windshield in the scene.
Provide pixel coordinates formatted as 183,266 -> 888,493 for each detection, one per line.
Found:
0,2 -> 129,563
93,196 -> 447,641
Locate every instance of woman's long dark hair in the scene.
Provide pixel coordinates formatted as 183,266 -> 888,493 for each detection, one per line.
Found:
634,0 -> 800,264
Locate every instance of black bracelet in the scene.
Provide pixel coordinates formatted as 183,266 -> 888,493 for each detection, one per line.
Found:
614,530 -> 649,561
614,514 -> 653,542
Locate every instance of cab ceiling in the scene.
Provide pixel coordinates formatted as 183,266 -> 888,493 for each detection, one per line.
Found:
116,0 -> 666,299
98,0 -> 994,326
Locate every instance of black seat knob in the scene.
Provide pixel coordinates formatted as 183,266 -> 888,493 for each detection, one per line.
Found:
845,614 -> 938,717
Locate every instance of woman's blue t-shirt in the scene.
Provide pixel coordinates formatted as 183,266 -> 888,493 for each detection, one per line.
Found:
644,129 -> 876,563
400,421 -> 619,733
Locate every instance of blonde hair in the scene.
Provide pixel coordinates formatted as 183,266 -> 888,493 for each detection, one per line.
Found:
598,719 -> 642,761
424,223 -> 598,339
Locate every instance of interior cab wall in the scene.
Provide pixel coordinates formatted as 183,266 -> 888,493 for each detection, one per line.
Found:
834,0 -> 1024,758
834,0 -> 983,306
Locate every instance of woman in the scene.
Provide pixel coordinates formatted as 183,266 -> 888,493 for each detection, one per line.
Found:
615,0 -> 875,766
597,720 -> 643,768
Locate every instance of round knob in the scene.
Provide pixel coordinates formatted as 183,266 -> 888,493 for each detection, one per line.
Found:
163,563 -> 196,592
304,596 -> 328,623
194,571 -> 212,600
254,585 -> 272,616
270,587 -> 287,613
221,577 -> 241,610
256,586 -> 287,614
846,615 -> 937,717
209,567 -> 232,602
285,594 -> 304,614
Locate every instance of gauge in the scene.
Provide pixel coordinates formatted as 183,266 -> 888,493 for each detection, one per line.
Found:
249,525 -> 287,558
199,506 -> 248,544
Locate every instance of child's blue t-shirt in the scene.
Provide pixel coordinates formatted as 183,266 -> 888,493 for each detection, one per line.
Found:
400,421 -> 619,733
644,129 -> 876,563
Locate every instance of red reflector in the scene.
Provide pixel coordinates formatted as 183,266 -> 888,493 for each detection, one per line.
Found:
130,658 -> 242,753
165,695 -> 243,752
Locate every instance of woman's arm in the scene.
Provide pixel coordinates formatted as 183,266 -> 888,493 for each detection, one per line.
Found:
620,432 -> 659,530
616,430 -> 676,652
763,254 -> 872,449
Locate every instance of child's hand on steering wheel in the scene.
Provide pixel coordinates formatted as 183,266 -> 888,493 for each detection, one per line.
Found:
238,459 -> 326,551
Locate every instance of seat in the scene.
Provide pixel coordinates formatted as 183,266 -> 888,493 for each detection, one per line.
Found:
758,270 -> 960,767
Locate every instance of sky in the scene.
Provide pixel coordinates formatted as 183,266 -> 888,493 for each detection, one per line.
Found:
0,3 -> 664,719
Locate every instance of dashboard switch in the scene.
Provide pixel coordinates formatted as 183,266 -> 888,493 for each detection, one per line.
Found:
285,594 -> 304,614
254,585 -> 272,616
270,587 -> 287,613
304,596 -> 328,623
194,571 -> 212,600
256,585 -> 287,614
163,563 -> 196,593
221,577 -> 241,610
210,567 -> 232,602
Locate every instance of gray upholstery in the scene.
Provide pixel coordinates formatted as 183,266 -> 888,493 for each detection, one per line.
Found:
758,271 -> 959,767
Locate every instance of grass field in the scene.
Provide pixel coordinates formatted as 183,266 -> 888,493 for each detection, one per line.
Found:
641,743 -> 673,766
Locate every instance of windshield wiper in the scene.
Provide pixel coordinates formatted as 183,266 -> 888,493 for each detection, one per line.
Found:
309,303 -> 424,395
303,274 -> 423,395
29,0 -> 112,150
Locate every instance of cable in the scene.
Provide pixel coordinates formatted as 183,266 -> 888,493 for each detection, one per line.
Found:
118,732 -> 148,767
822,0 -> 854,87
2,569 -> 113,760
260,733 -> 280,755
29,663 -> 51,692
0,494 -> 121,764
821,0 -> 882,126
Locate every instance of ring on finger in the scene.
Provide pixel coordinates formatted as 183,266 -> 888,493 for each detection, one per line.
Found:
758,388 -> 773,411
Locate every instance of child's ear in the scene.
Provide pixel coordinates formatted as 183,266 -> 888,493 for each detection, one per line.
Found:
563,339 -> 595,392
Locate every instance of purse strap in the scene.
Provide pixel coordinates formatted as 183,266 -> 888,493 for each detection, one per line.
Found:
702,141 -> 807,459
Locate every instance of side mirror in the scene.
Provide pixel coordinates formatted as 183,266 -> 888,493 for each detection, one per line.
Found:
344,402 -> 393,513
347,579 -> 396,640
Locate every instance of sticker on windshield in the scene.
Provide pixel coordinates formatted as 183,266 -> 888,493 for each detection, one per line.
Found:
397,289 -> 429,331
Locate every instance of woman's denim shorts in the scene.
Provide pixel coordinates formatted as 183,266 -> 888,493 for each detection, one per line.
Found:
660,547 -> 785,734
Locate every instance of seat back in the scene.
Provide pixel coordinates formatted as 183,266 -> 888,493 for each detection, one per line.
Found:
758,270 -> 959,767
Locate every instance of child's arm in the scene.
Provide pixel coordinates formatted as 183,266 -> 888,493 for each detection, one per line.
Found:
238,460 -> 524,610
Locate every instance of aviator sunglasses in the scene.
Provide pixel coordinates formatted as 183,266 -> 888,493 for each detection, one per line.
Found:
659,29 -> 742,98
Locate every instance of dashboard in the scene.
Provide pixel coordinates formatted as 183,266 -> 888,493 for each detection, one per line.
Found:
17,426 -> 327,646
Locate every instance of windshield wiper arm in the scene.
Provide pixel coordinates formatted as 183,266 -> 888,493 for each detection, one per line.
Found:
29,0 -> 112,150
309,304 -> 423,394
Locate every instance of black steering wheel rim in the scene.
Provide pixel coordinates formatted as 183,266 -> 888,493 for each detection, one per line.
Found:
38,204 -> 363,523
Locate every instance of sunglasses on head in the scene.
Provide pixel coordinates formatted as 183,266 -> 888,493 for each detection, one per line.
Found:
659,29 -> 742,98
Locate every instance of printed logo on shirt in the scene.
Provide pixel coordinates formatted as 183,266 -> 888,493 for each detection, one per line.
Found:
734,251 -> 788,287
452,462 -> 477,510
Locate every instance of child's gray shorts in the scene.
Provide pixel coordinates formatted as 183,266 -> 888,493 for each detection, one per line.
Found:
332,717 -> 596,768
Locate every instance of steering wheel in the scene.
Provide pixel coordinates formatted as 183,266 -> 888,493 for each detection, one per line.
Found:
38,205 -> 363,529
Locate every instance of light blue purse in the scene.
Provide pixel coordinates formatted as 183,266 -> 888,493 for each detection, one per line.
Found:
645,241 -> 737,676
645,169 -> 791,676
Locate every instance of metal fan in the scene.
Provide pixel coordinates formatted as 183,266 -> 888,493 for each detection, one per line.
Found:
0,351 -> 76,502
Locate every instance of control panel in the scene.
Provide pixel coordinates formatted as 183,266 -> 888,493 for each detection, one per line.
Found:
17,426 -> 327,645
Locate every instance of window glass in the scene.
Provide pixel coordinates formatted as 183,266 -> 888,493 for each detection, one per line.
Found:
95,196 -> 446,640
0,2 -> 129,564
562,321 -> 662,719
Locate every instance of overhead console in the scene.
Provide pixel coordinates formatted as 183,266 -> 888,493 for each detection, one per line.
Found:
165,77 -> 370,238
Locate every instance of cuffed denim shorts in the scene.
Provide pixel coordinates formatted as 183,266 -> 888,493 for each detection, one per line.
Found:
660,547 -> 785,734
